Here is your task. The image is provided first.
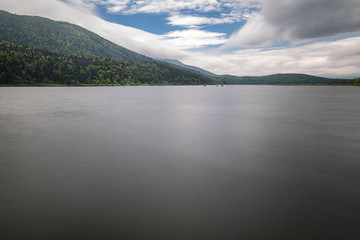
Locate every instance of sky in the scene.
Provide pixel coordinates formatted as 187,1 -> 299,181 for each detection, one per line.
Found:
1,0 -> 360,78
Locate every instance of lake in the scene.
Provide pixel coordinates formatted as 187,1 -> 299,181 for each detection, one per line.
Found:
1,86 -> 360,239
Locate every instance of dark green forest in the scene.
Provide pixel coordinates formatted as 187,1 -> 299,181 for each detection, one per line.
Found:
215,74 -> 356,85
0,41 -> 214,85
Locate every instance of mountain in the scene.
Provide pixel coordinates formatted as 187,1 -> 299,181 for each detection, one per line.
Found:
0,40 -> 214,85
0,10 -> 216,85
0,10 -> 151,61
160,59 -> 217,76
157,59 -> 350,84
216,73 -> 352,85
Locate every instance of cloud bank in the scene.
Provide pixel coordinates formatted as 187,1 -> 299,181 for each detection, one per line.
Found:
87,0 -> 259,15
227,0 -> 360,47
184,36 -> 360,77
162,29 -> 227,49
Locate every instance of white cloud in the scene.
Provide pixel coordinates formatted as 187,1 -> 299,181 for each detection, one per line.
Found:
133,0 -> 221,14
86,0 -> 222,14
166,14 -> 234,27
162,29 -> 227,49
184,36 -> 360,77
88,0 -> 131,13
226,13 -> 277,47
166,11 -> 250,27
226,0 -> 360,47
86,0 -> 260,15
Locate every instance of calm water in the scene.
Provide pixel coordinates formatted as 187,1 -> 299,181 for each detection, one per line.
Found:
1,86 -> 360,240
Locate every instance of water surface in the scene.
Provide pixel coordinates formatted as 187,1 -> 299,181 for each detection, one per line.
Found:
1,86 -> 360,239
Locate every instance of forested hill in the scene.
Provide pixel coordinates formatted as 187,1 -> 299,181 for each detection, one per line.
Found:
0,41 -> 214,85
0,10 -> 151,61
160,59 -> 217,76
217,74 -> 353,85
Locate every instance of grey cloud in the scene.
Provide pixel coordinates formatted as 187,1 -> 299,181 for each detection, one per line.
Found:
227,0 -> 360,47
264,0 -> 360,39
191,36 -> 360,77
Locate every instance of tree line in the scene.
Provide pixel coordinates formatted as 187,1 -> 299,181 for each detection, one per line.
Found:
0,41 -> 214,86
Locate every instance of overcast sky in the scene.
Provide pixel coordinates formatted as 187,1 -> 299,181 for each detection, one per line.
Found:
1,0 -> 360,77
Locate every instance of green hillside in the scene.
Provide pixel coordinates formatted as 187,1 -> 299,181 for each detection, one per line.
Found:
0,10 -> 150,61
0,41 -> 214,85
160,59 -> 217,76
216,74 -> 352,85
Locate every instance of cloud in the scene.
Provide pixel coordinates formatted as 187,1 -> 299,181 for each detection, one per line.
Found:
89,0 -> 131,13
162,29 -> 227,49
166,10 -> 253,27
227,0 -> 360,47
184,36 -> 360,77
166,14 -> 235,27
86,0 -> 260,15
87,0 -> 222,14
226,13 -> 277,47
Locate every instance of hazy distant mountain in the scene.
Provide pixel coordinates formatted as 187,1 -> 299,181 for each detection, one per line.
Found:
157,60 -> 352,85
217,73 -> 352,85
160,59 -> 217,76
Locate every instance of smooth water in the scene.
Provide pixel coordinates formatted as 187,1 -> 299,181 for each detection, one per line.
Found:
1,86 -> 360,240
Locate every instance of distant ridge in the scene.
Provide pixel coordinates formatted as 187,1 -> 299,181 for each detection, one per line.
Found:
160,59 -> 217,76
217,73 -> 352,85
0,10 -> 151,61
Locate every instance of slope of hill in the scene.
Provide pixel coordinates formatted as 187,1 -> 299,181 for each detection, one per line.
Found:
0,10 -> 151,61
160,59 -> 217,76
0,41 -> 214,85
216,73 -> 352,85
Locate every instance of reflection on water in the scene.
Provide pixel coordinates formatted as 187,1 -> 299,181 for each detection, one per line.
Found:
1,86 -> 360,239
